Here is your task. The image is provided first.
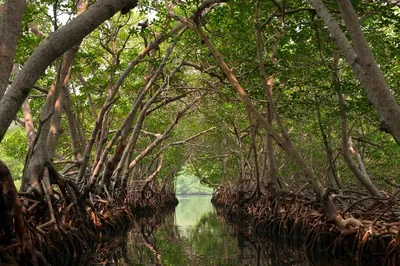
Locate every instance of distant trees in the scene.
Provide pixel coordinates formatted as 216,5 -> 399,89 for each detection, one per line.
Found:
175,171 -> 213,195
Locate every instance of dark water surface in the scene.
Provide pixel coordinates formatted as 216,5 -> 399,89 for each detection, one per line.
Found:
91,195 -> 366,265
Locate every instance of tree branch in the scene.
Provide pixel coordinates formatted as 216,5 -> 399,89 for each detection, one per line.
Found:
0,0 -> 138,142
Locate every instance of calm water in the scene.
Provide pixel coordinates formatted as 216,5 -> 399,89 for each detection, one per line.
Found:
91,195 -> 368,265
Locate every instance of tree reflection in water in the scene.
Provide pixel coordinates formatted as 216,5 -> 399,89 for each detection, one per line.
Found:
90,195 -> 366,265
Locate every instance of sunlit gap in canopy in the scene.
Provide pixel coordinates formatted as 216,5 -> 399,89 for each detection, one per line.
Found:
46,3 -> 158,26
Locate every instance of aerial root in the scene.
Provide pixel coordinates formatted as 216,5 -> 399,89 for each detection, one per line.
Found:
212,183 -> 399,263
2,186 -> 172,264
1,160 -> 178,265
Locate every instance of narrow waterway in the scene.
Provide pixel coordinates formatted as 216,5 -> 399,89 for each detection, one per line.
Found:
90,195 -> 373,265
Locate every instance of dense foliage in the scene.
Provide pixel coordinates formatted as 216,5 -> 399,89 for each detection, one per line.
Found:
1,0 -> 399,196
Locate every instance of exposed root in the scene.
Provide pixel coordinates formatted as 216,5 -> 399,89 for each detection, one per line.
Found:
1,160 -> 178,265
212,183 -> 400,264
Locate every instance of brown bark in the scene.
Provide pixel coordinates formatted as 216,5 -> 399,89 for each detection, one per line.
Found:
146,92 -> 195,116
93,49 -> 153,188
0,0 -> 27,99
77,0 -> 222,185
22,77 -> 60,192
265,74 -> 278,195
141,155 -> 164,197
95,30 -> 120,166
87,93 -> 98,120
47,43 -> 83,160
46,1 -> 88,160
63,88 -> 83,161
0,0 -> 138,142
17,58 -> 36,148
349,136 -> 370,181
309,0 -> 400,144
47,92 -> 63,160
27,22 -> 46,38
94,110 -> 110,166
22,99 -> 36,147
99,141 -> 125,191
0,161 -> 25,243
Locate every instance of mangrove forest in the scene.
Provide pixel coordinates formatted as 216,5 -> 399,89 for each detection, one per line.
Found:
1,0 -> 400,265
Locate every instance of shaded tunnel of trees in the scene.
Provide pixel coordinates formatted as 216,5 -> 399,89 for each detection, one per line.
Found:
1,0 -> 400,264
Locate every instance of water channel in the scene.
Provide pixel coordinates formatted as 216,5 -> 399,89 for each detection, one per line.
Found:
90,195 -> 380,265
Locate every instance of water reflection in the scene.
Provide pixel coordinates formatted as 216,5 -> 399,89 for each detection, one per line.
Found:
90,195 -> 369,265
175,195 -> 214,230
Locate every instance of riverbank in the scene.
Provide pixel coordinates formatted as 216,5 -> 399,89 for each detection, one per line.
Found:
2,187 -> 178,266
82,194 -> 368,265
212,185 -> 400,266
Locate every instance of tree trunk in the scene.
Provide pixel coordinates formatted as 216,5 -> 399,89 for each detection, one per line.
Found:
47,44 -> 83,160
47,0 -> 88,160
90,40 -> 179,188
248,113 -> 261,197
317,105 -> 341,189
0,161 -> 25,243
0,0 -> 138,142
338,92 -> 382,197
331,49 -> 382,197
309,0 -> 400,144
233,124 -> 246,183
0,0 -> 27,99
183,18 -> 364,228
255,14 -> 279,198
128,94 -> 204,171
22,99 -> 36,147
76,19 -> 179,184
63,88 -> 84,161
99,44 -> 156,191
22,77 -> 60,192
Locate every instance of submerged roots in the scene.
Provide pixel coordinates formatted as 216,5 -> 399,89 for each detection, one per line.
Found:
1,178 -> 178,265
212,183 -> 400,265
